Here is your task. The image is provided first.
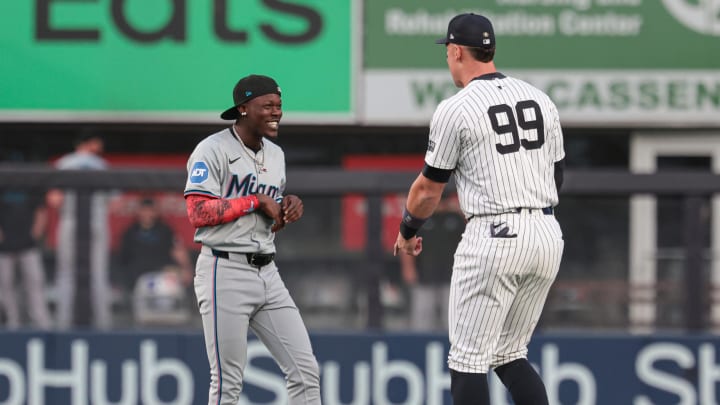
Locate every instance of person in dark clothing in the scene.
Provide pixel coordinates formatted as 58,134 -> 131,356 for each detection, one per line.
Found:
0,190 -> 52,329
116,198 -> 191,291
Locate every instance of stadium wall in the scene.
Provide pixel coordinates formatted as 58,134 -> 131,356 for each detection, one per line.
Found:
1,331 -> 719,404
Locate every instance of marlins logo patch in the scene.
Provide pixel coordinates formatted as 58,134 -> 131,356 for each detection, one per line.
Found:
427,140 -> 436,152
189,161 -> 209,184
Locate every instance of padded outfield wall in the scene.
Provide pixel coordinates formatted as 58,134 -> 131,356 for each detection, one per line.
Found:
1,331 -> 719,404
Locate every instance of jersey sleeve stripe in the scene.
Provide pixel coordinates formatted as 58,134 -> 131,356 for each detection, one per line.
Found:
184,190 -> 220,198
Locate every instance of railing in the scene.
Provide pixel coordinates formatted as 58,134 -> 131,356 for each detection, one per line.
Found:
1,165 -> 716,331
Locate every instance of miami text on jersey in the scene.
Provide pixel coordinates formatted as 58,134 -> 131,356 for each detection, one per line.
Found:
225,173 -> 280,199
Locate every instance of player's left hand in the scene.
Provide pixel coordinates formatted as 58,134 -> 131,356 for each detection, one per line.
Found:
256,194 -> 285,232
393,233 -> 423,256
281,195 -> 303,224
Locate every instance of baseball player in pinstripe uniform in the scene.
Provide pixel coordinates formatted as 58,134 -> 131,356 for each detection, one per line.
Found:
50,134 -> 113,330
394,13 -> 565,405
184,74 -> 321,405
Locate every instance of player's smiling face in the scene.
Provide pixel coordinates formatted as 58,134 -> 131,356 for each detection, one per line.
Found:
244,94 -> 282,139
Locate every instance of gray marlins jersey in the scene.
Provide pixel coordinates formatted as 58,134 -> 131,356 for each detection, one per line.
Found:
425,72 -> 564,219
184,128 -> 285,253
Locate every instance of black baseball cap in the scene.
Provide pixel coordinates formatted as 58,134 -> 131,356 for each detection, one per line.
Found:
220,74 -> 282,120
435,13 -> 495,49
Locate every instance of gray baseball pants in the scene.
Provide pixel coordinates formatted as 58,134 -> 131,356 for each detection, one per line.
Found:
0,248 -> 52,329
195,246 -> 321,405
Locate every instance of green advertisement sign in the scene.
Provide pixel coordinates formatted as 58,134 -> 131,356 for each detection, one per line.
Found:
0,0 -> 353,122
363,0 -> 720,127
365,0 -> 720,69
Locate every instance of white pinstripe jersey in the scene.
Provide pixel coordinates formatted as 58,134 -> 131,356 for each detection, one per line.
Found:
55,152 -> 109,228
425,72 -> 564,219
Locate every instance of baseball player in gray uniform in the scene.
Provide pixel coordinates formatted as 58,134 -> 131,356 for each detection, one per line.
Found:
394,14 -> 565,405
184,74 -> 321,405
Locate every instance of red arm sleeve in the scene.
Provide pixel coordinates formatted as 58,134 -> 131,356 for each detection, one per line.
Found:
185,194 -> 260,228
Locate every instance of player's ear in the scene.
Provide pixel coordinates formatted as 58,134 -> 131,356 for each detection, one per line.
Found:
451,44 -> 462,61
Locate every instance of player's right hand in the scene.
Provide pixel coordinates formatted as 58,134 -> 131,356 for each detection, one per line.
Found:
393,233 -> 423,257
255,194 -> 285,232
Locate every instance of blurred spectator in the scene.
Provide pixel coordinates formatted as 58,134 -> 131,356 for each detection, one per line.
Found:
399,194 -> 465,331
47,133 -> 113,329
0,189 -> 53,329
115,197 -> 192,293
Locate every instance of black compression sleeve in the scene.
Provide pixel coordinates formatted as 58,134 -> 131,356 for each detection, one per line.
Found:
554,158 -> 565,193
422,164 -> 453,183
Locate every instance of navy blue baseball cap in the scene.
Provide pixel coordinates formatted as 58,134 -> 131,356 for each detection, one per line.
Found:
220,74 -> 282,120
435,13 -> 495,49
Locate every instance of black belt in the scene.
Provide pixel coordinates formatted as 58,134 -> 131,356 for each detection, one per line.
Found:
211,249 -> 275,267
516,207 -> 554,215
468,206 -> 553,221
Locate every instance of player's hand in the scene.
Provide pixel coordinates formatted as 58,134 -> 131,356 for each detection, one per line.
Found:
281,195 -> 303,225
393,233 -> 423,257
255,194 -> 285,232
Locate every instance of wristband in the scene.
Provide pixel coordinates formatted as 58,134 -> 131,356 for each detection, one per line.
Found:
400,222 -> 419,239
399,207 -> 427,239
247,194 -> 260,213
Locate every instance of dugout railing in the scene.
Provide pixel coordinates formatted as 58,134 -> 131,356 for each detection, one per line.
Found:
0,165 -> 716,332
